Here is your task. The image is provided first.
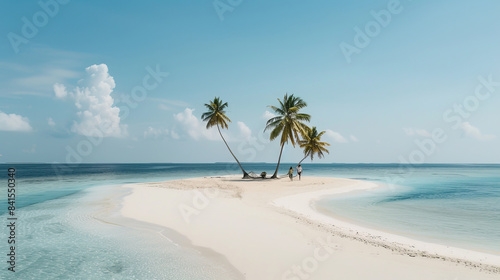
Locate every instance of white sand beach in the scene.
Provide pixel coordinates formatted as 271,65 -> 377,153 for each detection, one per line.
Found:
120,176 -> 500,280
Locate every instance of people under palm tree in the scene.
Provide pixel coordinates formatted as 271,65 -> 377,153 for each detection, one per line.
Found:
288,166 -> 294,181
296,164 -> 303,180
265,93 -> 311,178
202,97 -> 249,179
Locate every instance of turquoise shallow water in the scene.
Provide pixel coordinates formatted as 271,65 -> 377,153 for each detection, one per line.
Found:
315,164 -> 500,254
0,163 -> 250,279
0,163 -> 498,278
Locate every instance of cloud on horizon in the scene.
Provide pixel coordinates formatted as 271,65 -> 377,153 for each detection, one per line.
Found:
460,122 -> 495,141
0,111 -> 33,132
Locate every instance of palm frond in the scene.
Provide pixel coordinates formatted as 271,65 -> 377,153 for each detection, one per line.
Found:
270,124 -> 284,141
296,126 -> 331,161
202,97 -> 232,130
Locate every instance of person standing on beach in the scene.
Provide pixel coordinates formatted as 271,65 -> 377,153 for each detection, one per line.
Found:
296,164 -> 303,180
288,166 -> 294,181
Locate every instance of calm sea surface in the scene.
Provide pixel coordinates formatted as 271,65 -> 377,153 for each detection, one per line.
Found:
0,163 -> 498,278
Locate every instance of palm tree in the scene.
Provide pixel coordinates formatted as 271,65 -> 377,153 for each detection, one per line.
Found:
298,126 -> 330,165
202,97 -> 249,179
265,93 -> 311,178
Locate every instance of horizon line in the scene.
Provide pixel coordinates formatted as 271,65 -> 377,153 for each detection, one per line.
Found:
1,162 -> 499,165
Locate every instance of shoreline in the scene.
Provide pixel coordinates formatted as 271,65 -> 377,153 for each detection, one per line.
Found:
272,183 -> 500,270
118,175 -> 500,279
89,183 -> 245,279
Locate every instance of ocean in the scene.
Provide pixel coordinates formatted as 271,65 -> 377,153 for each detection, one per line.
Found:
0,163 -> 498,279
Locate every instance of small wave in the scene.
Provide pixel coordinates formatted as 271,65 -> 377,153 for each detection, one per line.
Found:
349,177 -> 381,181
379,188 -> 488,204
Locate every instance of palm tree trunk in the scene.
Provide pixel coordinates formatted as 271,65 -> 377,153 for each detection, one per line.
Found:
271,143 -> 285,179
217,124 -> 250,179
298,154 -> 308,165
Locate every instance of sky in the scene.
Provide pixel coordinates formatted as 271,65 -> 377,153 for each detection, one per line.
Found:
0,0 -> 499,164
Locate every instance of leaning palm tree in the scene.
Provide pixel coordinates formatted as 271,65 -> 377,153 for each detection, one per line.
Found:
265,93 -> 311,178
202,97 -> 249,179
298,126 -> 330,165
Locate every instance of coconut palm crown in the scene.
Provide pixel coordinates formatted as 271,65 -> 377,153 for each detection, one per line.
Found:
298,126 -> 330,164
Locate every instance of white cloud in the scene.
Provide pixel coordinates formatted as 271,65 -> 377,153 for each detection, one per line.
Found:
325,129 -> 348,143
143,127 -> 169,139
403,127 -> 431,137
48,117 -> 56,127
174,108 -> 219,141
350,135 -> 359,142
263,110 -> 276,120
54,64 -> 126,138
460,122 -> 495,141
0,111 -> 32,132
173,108 -> 252,142
53,83 -> 68,99
237,121 -> 252,140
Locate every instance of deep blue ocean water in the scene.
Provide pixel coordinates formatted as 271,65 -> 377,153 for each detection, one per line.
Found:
0,163 -> 498,278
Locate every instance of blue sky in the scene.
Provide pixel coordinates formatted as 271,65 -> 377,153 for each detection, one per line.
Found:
1,0 -> 499,164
